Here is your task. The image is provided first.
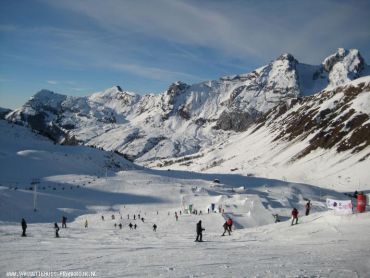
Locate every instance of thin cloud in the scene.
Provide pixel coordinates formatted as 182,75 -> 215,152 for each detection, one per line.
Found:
112,63 -> 204,83
47,80 -> 58,85
44,0 -> 370,64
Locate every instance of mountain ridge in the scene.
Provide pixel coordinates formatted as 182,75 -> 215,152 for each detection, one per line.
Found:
5,48 -> 370,168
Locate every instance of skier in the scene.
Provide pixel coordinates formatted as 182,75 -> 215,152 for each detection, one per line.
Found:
226,218 -> 233,232
54,222 -> 60,238
85,219 -> 88,228
221,221 -> 230,236
62,216 -> 67,228
138,214 -> 141,219
175,212 -> 178,221
141,217 -> 145,222
134,214 -> 136,220
153,224 -> 157,232
118,223 -> 122,229
111,214 -> 115,220
195,220 -> 205,242
291,208 -> 299,225
134,224 -> 137,230
129,223 -> 133,230
114,223 -> 117,228
21,218 -> 27,237
127,214 -> 130,219
354,190 -> 358,199
305,201 -> 311,216
273,214 -> 280,223
101,215 -> 104,221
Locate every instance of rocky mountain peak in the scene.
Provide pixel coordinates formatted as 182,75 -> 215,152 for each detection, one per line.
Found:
321,48 -> 365,87
28,90 -> 67,111
166,81 -> 189,96
276,53 -> 297,63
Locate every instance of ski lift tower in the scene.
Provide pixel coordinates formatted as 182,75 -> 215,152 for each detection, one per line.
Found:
31,178 -> 40,212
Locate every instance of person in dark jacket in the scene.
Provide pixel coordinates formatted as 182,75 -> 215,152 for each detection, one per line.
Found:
291,208 -> 299,225
195,220 -> 205,242
21,218 -> 27,237
305,201 -> 311,216
62,216 -> 67,228
153,224 -> 157,232
54,222 -> 60,238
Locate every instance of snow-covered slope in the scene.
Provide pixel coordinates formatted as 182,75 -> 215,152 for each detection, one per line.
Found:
6,49 -> 369,165
1,116 -> 370,277
165,77 -> 370,191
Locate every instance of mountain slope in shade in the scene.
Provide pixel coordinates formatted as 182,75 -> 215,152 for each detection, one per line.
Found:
5,49 -> 370,166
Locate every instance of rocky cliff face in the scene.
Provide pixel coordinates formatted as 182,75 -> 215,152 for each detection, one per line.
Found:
5,49 -> 369,163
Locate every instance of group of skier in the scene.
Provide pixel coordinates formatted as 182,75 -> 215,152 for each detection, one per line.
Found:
19,201 -> 313,240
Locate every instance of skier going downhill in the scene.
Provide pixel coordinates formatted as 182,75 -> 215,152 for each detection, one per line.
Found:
222,221 -> 230,236
226,218 -> 233,232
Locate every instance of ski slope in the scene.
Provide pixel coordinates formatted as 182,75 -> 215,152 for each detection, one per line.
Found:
0,120 -> 369,277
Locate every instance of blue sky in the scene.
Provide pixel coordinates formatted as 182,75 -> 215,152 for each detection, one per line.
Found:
1,0 -> 370,109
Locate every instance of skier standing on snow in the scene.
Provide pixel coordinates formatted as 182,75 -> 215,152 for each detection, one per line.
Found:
195,220 -> 205,242
153,224 -> 157,232
305,201 -> 311,216
85,219 -> 88,228
222,221 -> 231,236
134,224 -> 137,230
175,212 -> 178,221
118,223 -> 122,229
101,215 -> 104,221
62,216 -> 67,228
291,208 -> 299,225
21,218 -> 27,237
54,222 -> 60,238
129,223 -> 133,230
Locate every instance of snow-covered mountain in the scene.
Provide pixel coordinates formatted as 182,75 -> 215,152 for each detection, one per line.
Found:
5,48 -> 370,169
165,76 -> 370,190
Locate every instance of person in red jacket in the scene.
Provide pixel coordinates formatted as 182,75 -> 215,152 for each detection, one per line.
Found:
291,208 -> 299,225
226,218 -> 233,232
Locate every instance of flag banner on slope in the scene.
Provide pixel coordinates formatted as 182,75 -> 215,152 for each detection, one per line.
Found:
326,198 -> 353,215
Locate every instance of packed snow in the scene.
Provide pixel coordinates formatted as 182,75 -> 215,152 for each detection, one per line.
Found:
1,120 -> 369,277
